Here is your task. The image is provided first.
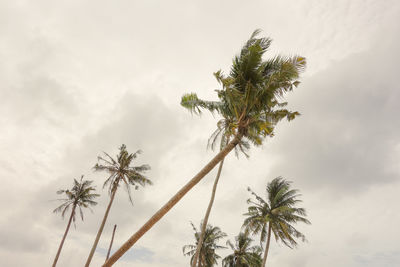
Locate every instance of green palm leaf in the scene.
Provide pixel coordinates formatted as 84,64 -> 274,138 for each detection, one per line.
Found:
243,177 -> 310,266
183,222 -> 227,267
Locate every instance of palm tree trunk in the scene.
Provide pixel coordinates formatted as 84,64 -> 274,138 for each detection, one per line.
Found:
105,224 -> 117,262
103,134 -> 242,267
192,158 -> 225,267
261,223 -> 272,267
52,205 -> 76,267
198,255 -> 203,267
85,188 -> 118,267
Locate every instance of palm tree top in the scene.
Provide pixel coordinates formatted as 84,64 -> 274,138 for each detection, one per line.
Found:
244,177 -> 311,249
183,222 -> 227,267
93,144 -> 152,204
181,29 -> 306,155
223,231 -> 262,267
53,175 -> 99,223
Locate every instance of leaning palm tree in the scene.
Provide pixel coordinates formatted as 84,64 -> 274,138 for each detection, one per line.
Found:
103,30 -> 305,266
183,222 -> 227,267
85,144 -> 151,267
182,29 -> 300,267
243,177 -> 311,267
222,231 -> 262,267
52,176 -> 99,267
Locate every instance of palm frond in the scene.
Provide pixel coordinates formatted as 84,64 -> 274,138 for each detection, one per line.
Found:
184,222 -> 227,266
94,145 -> 153,201
244,177 -> 310,251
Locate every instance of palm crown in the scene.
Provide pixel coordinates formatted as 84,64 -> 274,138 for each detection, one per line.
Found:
53,176 -> 99,223
94,144 -> 152,203
244,177 -> 310,249
183,222 -> 227,267
181,29 -> 305,154
223,231 -> 262,267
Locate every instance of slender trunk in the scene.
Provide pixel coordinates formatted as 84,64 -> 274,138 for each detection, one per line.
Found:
192,137 -> 230,267
192,158 -> 225,267
197,255 -> 203,267
85,188 -> 118,267
52,205 -> 76,267
105,225 -> 117,262
103,135 -> 242,267
261,223 -> 272,267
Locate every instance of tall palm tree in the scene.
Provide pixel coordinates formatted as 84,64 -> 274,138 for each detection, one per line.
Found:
52,176 -> 99,267
85,144 -> 151,267
223,231 -> 262,267
181,28 -> 301,267
243,177 -> 311,267
103,30 -> 305,266
183,222 -> 227,267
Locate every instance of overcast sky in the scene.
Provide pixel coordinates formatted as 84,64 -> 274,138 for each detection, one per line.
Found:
1,1 -> 400,266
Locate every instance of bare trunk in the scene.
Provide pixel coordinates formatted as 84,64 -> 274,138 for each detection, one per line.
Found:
261,223 -> 272,267
85,188 -> 117,267
103,135 -> 242,267
52,205 -> 76,267
197,255 -> 203,267
105,225 -> 117,262
191,158 -> 225,267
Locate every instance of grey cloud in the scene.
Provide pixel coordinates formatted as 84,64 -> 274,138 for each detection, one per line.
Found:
0,195 -> 50,253
0,223 -> 47,253
3,76 -> 77,125
263,28 -> 400,195
0,30 -> 79,127
1,1 -> 400,266
60,92 -> 189,180
354,251 -> 400,267
39,92 -> 192,261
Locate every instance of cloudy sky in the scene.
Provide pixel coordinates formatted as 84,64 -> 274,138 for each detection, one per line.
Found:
1,0 -> 400,266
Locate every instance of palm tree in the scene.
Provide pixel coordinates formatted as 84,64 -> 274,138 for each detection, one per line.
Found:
85,144 -> 151,267
103,30 -> 305,266
181,28 -> 302,267
52,176 -> 99,267
183,222 -> 227,267
243,177 -> 311,267
222,231 -> 262,267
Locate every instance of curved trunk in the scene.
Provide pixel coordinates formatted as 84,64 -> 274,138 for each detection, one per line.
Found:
103,134 -> 242,267
52,205 -> 77,267
85,188 -> 117,267
192,159 -> 225,267
261,223 -> 272,267
105,224 -> 117,262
